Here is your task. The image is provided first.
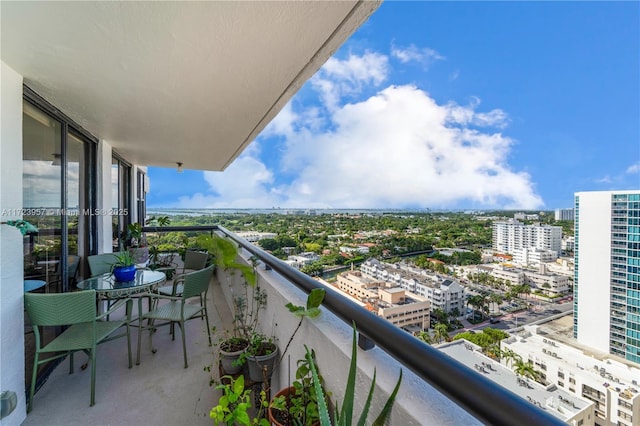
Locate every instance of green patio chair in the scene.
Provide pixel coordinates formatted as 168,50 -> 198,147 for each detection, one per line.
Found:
137,265 -> 213,368
24,290 -> 133,412
156,250 -> 209,298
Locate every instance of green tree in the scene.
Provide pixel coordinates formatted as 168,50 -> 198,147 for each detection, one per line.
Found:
433,323 -> 450,343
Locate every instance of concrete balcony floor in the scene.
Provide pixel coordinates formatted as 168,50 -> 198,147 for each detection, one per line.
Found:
23,278 -> 231,426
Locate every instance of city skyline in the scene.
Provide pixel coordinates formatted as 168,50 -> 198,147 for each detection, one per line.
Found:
147,2 -> 639,211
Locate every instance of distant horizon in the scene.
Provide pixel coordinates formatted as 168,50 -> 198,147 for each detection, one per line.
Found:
147,207 -> 571,214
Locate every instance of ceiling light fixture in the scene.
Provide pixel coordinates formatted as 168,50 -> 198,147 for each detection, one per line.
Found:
176,162 -> 184,173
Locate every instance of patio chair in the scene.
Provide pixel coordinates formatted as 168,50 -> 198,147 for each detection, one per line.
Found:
136,265 -> 214,368
156,250 -> 209,298
24,290 -> 132,412
87,252 -> 123,277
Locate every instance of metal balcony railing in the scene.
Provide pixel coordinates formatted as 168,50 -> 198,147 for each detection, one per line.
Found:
143,224 -> 564,426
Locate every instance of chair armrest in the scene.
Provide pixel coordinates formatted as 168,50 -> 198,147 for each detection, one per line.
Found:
98,298 -> 133,321
149,293 -> 182,303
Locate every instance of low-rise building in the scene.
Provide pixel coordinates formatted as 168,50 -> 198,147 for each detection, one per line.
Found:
361,259 -> 465,314
335,271 -> 430,330
512,247 -> 558,267
285,252 -> 320,269
235,231 -> 277,242
501,321 -> 640,426
439,339 -> 594,425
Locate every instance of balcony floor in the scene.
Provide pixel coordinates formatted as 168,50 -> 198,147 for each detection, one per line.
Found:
23,278 -> 231,426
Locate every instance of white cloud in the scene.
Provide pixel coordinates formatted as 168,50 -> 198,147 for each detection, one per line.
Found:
311,51 -> 388,111
174,149 -> 280,208
272,84 -> 541,209
391,43 -> 444,69
594,175 -> 612,184
626,162 -> 640,174
176,51 -> 543,210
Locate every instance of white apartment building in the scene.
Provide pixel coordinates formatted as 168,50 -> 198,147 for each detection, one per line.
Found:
562,236 -> 575,252
493,220 -> 562,255
285,252 -> 320,270
524,269 -> 570,296
235,231 -> 277,243
555,208 -> 575,221
360,259 -> 465,314
440,339 -> 594,425
513,247 -> 559,267
574,190 -> 640,364
502,324 -> 640,426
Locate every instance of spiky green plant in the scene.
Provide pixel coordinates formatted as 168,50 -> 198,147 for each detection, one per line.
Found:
308,324 -> 403,426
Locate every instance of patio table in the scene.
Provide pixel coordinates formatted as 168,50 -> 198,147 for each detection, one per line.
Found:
77,269 -> 166,319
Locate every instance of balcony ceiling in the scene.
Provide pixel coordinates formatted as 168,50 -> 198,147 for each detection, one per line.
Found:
1,1 -> 379,171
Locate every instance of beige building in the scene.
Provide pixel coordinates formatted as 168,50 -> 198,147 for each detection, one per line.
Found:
336,271 -> 430,331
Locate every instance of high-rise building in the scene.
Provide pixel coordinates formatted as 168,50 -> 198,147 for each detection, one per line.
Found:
492,220 -> 562,254
555,208 -> 574,221
574,190 -> 640,364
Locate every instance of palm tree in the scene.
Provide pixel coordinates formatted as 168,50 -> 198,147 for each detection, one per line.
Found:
513,359 -> 538,381
501,348 -> 522,368
414,331 -> 432,345
433,323 -> 450,344
489,293 -> 503,314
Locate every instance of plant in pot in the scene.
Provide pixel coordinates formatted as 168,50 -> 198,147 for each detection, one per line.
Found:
210,374 -> 270,426
111,251 -> 137,282
266,287 -> 327,425
240,332 -> 279,383
268,349 -> 326,426
197,234 -> 261,375
310,324 -> 403,426
123,222 -> 149,264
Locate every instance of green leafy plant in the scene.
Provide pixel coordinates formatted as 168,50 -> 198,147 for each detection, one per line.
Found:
269,349 -> 326,426
210,375 -> 269,426
112,251 -> 136,268
124,222 -> 144,248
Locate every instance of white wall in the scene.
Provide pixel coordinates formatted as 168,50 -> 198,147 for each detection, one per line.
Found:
97,141 -> 113,254
0,60 -> 27,425
575,192 -> 612,353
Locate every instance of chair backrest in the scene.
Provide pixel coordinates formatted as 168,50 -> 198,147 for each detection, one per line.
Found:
87,252 -> 122,276
25,290 -> 97,326
67,255 -> 80,280
183,250 -> 209,271
182,265 -> 214,299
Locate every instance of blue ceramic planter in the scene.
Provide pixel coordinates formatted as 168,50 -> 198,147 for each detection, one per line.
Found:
113,265 -> 136,282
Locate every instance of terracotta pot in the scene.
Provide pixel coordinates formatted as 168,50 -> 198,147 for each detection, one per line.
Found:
268,386 -> 320,426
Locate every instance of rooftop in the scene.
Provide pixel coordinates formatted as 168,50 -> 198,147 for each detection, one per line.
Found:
438,340 -> 592,423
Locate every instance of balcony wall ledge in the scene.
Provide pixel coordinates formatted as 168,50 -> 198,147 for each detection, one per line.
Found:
217,247 -> 481,426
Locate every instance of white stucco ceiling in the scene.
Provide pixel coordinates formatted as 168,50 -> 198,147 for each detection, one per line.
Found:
1,1 -> 380,171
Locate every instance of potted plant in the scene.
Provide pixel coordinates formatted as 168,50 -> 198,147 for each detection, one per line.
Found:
241,332 -> 279,383
210,374 -> 269,426
310,324 -> 403,426
112,251 -> 137,282
268,349 -> 325,426
123,222 -> 149,264
198,235 -> 262,375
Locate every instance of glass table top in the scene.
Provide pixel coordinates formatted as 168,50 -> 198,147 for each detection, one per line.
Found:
77,270 -> 166,296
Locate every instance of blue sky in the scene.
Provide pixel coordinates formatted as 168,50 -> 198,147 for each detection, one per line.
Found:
148,1 -> 639,211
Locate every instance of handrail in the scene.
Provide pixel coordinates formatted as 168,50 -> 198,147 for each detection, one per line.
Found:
144,224 -> 565,426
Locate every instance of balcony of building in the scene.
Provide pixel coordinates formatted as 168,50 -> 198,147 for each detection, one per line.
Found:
22,226 -> 564,425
